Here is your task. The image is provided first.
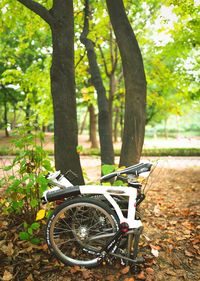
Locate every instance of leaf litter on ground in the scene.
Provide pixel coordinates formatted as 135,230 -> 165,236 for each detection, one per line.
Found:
0,167 -> 200,280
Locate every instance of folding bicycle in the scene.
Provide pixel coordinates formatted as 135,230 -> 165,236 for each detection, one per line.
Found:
42,162 -> 153,272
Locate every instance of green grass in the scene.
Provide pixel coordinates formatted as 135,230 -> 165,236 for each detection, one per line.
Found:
0,147 -> 200,157
142,148 -> 200,157
81,147 -> 200,157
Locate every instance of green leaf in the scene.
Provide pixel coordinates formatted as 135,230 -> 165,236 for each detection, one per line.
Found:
3,165 -> 13,171
30,199 -> 38,208
102,182 -> 111,186
12,201 -> 23,210
46,210 -> 53,219
42,160 -> 52,171
36,175 -> 47,185
31,222 -> 40,230
23,222 -> 28,229
28,227 -> 33,235
114,180 -> 124,186
31,237 -> 41,245
19,231 -> 29,241
101,164 -> 115,176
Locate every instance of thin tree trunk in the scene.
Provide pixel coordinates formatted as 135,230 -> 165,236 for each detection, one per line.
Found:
80,0 -> 114,165
88,104 -> 98,149
106,0 -> 147,166
113,107 -> 119,142
109,73 -> 116,130
12,105 -> 17,129
25,101 -> 32,134
3,92 -> 9,137
79,109 -> 88,135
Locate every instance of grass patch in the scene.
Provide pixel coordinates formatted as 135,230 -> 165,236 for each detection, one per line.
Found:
82,147 -> 200,157
142,148 -> 200,157
0,147 -> 199,157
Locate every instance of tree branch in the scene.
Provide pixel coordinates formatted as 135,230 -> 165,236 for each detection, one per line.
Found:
98,44 -> 110,77
17,0 -> 54,26
111,44 -> 118,75
75,49 -> 86,69
80,0 -> 89,41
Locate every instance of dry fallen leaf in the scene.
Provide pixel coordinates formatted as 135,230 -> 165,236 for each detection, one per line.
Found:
165,269 -> 177,276
184,250 -> 193,257
153,205 -> 160,216
121,266 -> 130,274
146,267 -> 154,275
151,248 -> 159,257
25,273 -> 34,281
137,271 -> 146,280
2,270 -> 13,281
123,277 -> 135,281
1,242 -> 14,256
70,265 -> 81,274
150,244 -> 161,251
106,274 -> 115,281
82,269 -> 91,280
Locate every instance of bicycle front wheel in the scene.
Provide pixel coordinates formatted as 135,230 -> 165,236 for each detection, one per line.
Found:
46,197 -> 119,268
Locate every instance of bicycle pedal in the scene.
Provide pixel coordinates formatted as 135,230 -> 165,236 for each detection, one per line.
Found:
131,264 -> 141,274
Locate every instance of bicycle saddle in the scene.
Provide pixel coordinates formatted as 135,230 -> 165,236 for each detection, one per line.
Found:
100,162 -> 152,182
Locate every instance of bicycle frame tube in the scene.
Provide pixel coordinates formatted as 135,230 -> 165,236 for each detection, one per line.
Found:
79,185 -> 142,229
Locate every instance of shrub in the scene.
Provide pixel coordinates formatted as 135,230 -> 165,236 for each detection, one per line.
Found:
0,124 -> 53,243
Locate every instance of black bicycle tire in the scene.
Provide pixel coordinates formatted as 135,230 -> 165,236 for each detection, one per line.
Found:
46,196 -> 119,268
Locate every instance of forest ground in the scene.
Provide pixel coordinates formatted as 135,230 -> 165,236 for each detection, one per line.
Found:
0,157 -> 200,281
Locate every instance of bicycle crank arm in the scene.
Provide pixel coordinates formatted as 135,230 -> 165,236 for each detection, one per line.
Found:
101,222 -> 129,255
109,253 -> 144,264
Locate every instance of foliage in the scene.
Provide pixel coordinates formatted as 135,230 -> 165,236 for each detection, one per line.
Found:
0,0 -> 52,132
0,0 -> 199,139
101,164 -> 115,176
0,122 -> 52,242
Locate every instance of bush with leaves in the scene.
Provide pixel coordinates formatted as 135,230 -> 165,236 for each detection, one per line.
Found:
0,124 -> 53,243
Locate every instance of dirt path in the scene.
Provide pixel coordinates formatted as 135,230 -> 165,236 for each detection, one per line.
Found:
0,162 -> 200,280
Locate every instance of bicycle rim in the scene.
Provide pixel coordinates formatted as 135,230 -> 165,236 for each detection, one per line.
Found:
46,197 -> 119,267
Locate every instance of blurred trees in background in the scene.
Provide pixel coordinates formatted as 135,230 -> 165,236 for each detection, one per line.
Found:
0,0 -> 199,168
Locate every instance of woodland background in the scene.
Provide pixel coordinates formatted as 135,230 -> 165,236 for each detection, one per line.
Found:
0,0 -> 200,280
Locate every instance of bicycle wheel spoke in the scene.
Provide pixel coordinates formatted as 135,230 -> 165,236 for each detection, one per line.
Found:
47,198 -> 119,267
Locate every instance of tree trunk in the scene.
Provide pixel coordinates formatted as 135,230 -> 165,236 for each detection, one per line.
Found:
88,104 -> 98,149
79,109 -> 88,135
106,0 -> 147,166
17,0 -> 84,184
50,1 -> 84,182
3,92 -> 9,137
81,0 -> 114,165
113,107 -> 119,142
108,73 -> 116,131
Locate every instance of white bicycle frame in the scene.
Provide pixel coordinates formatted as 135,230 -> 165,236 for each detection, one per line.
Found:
79,185 -> 142,229
43,170 -> 150,230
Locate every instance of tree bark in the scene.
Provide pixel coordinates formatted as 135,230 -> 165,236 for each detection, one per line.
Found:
113,107 -> 119,142
3,92 -> 9,137
106,0 -> 147,166
17,0 -> 84,183
79,109 -> 88,135
99,28 -> 118,129
88,104 -> 98,149
80,0 -> 114,165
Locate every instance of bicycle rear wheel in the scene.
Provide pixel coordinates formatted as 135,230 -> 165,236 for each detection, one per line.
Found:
46,197 -> 119,268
